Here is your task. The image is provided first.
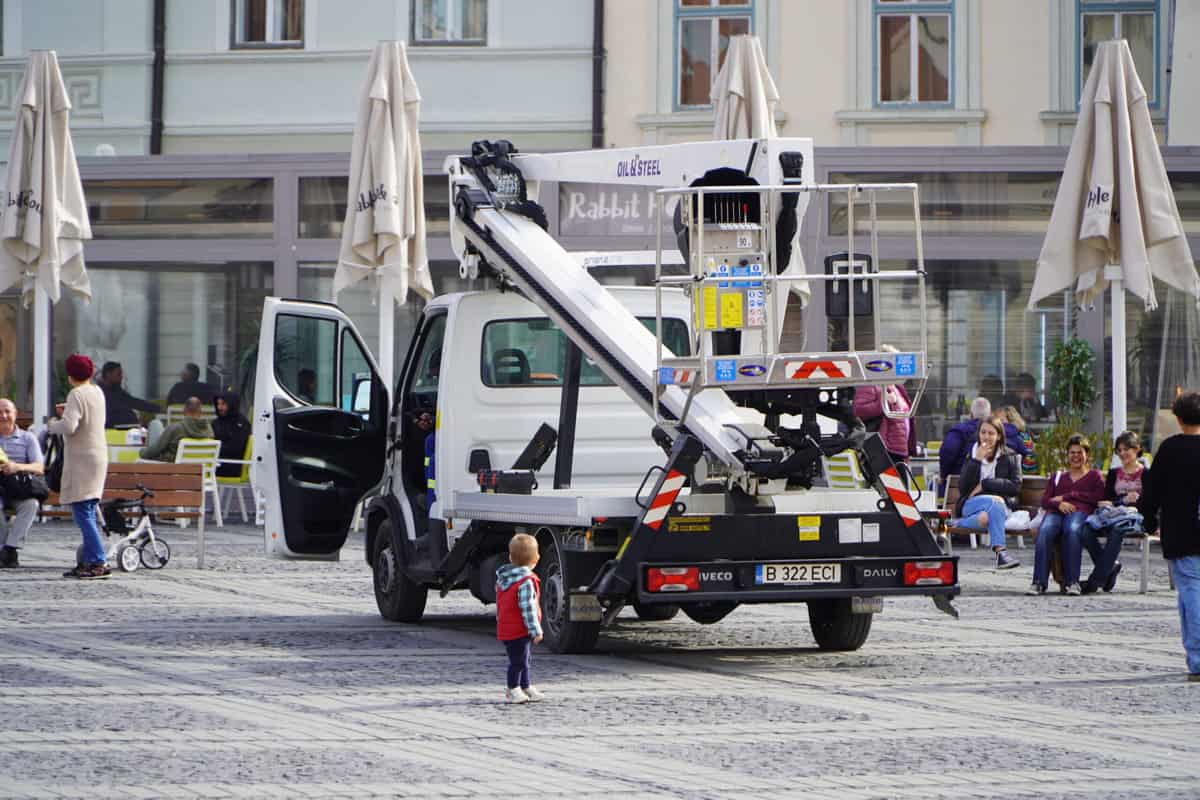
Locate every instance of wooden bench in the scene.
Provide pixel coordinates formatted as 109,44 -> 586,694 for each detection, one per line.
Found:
937,473 -> 1162,593
939,474 -> 1046,551
40,462 -> 209,568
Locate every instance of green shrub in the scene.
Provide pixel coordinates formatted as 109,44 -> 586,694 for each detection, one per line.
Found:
1031,413 -> 1113,474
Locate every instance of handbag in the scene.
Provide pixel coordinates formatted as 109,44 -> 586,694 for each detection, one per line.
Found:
43,433 -> 64,494
0,471 -> 49,502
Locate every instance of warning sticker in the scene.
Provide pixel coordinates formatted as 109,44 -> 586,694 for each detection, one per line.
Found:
702,287 -> 718,329
720,292 -> 744,328
747,288 -> 765,327
797,515 -> 821,542
667,516 -> 712,533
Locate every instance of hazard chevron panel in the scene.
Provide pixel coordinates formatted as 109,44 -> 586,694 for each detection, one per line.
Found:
659,351 -> 926,389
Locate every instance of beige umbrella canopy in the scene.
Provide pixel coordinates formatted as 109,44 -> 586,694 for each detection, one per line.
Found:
0,50 -> 92,425
710,34 -> 809,352
335,41 -> 433,390
0,50 -> 92,307
711,34 -> 779,139
1029,39 -> 1199,434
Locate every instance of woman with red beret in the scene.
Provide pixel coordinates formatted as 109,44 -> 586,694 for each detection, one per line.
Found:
48,354 -> 110,579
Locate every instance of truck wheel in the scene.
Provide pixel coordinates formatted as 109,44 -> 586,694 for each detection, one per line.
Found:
372,523 -> 427,623
807,599 -> 872,651
631,602 -> 680,622
681,601 -> 738,625
537,535 -> 600,654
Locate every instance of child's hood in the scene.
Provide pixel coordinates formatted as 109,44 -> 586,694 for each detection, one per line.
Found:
496,563 -> 534,590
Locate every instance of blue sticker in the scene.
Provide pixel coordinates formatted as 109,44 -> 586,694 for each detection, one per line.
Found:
658,367 -> 674,385
865,359 -> 892,373
715,359 -> 737,382
738,364 -> 767,377
895,353 -> 917,376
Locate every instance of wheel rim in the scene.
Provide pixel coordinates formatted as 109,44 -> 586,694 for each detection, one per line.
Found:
140,539 -> 169,569
118,546 -> 140,572
542,559 -> 566,637
375,543 -> 397,597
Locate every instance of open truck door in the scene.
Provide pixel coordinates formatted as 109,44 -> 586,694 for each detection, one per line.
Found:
252,298 -> 388,558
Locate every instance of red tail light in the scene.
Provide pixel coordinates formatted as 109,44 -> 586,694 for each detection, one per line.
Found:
903,561 -> 954,586
646,566 -> 700,593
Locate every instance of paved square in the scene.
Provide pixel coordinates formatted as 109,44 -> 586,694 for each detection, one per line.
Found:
1,523 -> 1197,799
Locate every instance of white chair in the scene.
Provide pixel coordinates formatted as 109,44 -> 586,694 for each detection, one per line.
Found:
175,438 -> 223,528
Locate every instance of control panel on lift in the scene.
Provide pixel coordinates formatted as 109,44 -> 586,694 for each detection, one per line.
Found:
687,189 -> 768,336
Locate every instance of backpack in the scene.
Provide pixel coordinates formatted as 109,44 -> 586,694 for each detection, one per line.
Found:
43,433 -> 65,494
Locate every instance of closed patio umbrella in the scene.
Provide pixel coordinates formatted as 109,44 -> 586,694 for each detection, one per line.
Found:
711,35 -> 809,353
1028,40 -> 1199,436
334,41 -> 433,391
0,50 -> 92,426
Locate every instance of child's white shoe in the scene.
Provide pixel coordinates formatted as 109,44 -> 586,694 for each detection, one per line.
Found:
524,686 -> 545,702
505,687 -> 529,704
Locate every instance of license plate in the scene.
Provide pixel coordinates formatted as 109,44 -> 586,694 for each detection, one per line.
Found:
754,562 -> 841,585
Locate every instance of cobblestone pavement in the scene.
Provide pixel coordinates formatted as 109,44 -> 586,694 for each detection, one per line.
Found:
1,522 -> 1198,799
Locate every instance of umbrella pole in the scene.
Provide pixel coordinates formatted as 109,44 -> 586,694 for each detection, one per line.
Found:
1109,267 -> 1127,443
33,283 -> 51,427
378,272 -> 396,394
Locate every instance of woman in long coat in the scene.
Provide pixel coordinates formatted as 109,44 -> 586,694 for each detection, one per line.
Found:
48,354 -> 110,579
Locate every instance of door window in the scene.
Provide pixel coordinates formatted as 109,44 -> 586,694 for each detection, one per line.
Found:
410,314 -> 447,395
275,314 -> 336,405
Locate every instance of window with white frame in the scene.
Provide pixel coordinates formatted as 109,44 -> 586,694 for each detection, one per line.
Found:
233,0 -> 304,47
875,0 -> 953,105
1079,1 -> 1158,104
676,0 -> 753,108
413,0 -> 487,45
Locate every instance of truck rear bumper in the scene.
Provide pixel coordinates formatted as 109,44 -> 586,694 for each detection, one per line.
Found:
633,555 -> 959,605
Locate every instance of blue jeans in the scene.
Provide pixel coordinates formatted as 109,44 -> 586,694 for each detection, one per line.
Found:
503,636 -> 532,689
72,499 -> 106,566
1033,511 -> 1087,586
1169,556 -> 1200,675
957,495 -> 1009,548
1081,524 -> 1126,587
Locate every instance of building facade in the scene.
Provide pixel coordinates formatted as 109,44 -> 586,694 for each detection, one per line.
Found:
0,0 -> 594,415
595,0 -> 1199,446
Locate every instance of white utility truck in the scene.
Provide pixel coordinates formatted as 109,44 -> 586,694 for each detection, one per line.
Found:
252,137 -> 959,653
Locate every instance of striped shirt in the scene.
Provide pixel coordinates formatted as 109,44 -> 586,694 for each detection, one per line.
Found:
0,427 -> 42,465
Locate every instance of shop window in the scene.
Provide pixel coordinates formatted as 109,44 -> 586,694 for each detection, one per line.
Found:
481,317 -> 690,388
412,0 -> 487,45
50,263 -> 272,408
298,175 -> 449,239
1079,1 -> 1159,105
676,0 -> 753,108
85,178 -> 273,239
233,0 -> 304,48
875,0 -> 953,105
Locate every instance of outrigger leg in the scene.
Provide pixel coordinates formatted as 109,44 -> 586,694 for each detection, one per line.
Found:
591,432 -> 706,623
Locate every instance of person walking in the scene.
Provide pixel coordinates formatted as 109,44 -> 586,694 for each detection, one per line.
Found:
0,398 -> 45,568
48,354 -> 111,580
1138,392 -> 1200,681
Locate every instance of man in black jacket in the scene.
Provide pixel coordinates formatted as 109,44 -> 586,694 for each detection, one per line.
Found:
212,393 -> 251,478
1139,391 -> 1200,681
97,362 -> 160,428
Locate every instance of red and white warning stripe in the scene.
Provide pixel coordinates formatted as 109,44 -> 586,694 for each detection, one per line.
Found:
786,360 -> 852,380
642,469 -> 687,530
879,466 -> 921,527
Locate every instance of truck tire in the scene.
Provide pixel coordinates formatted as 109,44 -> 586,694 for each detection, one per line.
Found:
807,599 -> 872,651
537,534 -> 600,654
372,523 -> 427,623
681,601 -> 738,625
632,602 -> 680,622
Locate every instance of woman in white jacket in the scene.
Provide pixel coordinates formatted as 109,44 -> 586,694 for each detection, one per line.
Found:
48,354 -> 110,579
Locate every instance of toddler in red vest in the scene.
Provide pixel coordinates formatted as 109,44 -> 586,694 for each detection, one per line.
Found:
496,533 -> 544,703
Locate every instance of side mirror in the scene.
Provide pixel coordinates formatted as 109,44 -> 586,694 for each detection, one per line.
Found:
352,375 -> 372,415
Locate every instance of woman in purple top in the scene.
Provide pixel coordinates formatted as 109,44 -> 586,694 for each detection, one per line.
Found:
1028,434 -> 1106,595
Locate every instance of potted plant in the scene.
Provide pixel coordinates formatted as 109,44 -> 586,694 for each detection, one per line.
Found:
1033,338 -> 1112,472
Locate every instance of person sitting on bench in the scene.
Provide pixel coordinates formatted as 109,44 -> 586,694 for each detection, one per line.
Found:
139,397 -> 213,462
950,416 -> 1021,571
